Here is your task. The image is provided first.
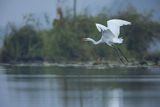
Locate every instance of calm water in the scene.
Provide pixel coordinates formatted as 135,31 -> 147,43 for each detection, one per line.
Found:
0,65 -> 160,107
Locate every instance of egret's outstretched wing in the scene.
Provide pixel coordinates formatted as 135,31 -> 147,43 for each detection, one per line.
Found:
96,23 -> 108,32
101,29 -> 115,45
107,19 -> 131,37
95,23 -> 115,45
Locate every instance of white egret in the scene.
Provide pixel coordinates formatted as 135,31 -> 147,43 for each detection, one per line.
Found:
83,19 -> 131,64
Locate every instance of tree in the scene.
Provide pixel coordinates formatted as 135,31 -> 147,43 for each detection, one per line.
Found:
0,25 -> 43,62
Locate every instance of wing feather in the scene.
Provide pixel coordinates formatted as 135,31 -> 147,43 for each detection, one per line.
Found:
107,19 -> 131,37
95,23 -> 108,32
101,29 -> 115,44
95,23 -> 115,45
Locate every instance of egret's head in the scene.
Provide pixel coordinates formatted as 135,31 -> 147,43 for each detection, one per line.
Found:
83,38 -> 91,41
83,37 -> 98,45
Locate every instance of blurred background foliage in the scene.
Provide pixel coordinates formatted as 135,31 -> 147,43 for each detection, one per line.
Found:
0,6 -> 160,64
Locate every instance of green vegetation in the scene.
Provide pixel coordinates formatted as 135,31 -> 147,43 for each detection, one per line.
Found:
0,25 -> 43,62
0,7 -> 160,64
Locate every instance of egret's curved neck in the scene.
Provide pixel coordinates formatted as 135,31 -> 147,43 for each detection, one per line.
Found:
87,38 -> 102,45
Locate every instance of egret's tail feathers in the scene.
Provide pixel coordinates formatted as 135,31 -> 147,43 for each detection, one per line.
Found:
119,38 -> 123,43
113,38 -> 123,44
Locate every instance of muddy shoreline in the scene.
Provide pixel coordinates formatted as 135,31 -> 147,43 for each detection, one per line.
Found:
0,61 -> 159,69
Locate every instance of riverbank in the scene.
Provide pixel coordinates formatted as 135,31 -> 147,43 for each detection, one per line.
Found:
0,60 -> 159,69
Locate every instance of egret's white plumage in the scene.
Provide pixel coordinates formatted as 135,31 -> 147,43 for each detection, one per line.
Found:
107,19 -> 131,37
84,19 -> 131,46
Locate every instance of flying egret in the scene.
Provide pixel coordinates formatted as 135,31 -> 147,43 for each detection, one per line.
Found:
83,19 -> 131,64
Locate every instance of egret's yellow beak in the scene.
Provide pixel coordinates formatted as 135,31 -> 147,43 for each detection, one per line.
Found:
83,38 -> 88,41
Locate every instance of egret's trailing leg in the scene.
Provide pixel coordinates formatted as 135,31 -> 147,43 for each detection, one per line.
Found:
115,46 -> 129,63
113,46 -> 125,64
